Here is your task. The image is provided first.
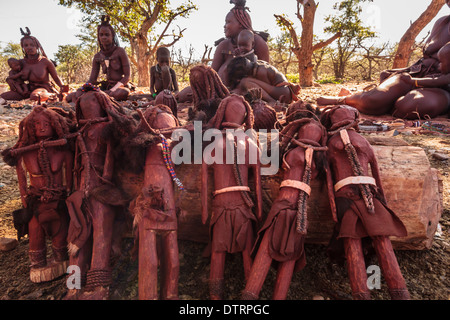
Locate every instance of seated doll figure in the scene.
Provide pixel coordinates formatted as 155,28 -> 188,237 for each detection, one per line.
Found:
6,58 -> 29,97
3,106 -> 73,283
150,47 -> 179,98
320,105 -> 410,300
235,30 -> 257,62
242,115 -> 328,300
201,94 -> 263,300
130,105 -> 181,300
227,56 -> 300,105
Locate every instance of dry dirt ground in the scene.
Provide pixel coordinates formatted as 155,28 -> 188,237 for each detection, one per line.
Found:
0,82 -> 448,302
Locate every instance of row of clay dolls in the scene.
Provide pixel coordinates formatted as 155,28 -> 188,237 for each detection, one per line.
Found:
2,73 -> 410,300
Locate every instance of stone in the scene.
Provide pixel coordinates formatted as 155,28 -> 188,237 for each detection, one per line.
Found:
432,153 -> 449,161
0,237 -> 18,251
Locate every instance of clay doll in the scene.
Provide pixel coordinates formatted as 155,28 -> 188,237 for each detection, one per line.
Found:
201,94 -> 263,300
65,85 -> 131,300
2,106 -> 73,283
129,105 -> 182,300
6,58 -> 29,98
150,47 -> 179,98
187,64 -> 230,123
1,28 -> 68,102
227,56 -> 300,105
211,0 -> 270,87
244,88 -> 277,131
241,112 -> 328,300
320,105 -> 410,300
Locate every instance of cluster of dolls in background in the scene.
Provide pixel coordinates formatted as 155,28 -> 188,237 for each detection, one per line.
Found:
1,0 -> 449,301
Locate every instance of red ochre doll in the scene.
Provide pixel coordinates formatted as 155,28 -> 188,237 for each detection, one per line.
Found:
242,111 -> 328,300
321,105 -> 410,300
65,86 -> 132,300
2,106 -> 73,283
129,105 -> 182,300
201,94 -> 263,300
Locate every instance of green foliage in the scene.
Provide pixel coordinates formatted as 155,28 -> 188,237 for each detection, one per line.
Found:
316,76 -> 343,84
1,42 -> 22,59
324,0 -> 376,79
0,42 -> 23,83
58,0 -> 198,85
58,0 -> 197,45
286,73 -> 299,84
54,44 -> 94,84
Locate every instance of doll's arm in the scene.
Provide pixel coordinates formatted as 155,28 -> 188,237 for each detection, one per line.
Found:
65,150 -> 74,194
324,158 -> 338,223
16,157 -> 28,208
102,141 -> 115,182
369,149 -> 386,203
201,160 -> 209,225
253,148 -> 263,222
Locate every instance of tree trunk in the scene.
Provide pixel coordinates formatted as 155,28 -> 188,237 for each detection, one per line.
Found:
392,0 -> 445,68
135,33 -> 150,87
298,1 -> 316,87
275,1 -> 340,87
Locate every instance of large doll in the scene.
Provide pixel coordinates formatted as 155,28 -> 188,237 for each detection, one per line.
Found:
65,85 -> 131,300
320,105 -> 410,300
201,94 -> 263,300
2,106 -> 73,283
242,112 -> 328,300
129,105 -> 182,300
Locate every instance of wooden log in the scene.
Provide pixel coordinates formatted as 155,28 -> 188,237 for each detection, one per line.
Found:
118,136 -> 443,250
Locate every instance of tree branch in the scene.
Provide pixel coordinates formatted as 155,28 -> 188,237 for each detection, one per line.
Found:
312,32 -> 341,51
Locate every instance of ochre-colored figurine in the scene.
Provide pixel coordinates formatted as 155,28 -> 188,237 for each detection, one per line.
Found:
154,90 -> 179,119
242,113 -> 328,300
202,94 -> 262,300
129,105 -> 182,300
65,86 -> 131,300
244,88 -> 277,131
2,106 -> 73,283
321,105 -> 410,300
188,64 -> 230,122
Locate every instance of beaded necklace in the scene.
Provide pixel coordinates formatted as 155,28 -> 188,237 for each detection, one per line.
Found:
160,134 -> 184,191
